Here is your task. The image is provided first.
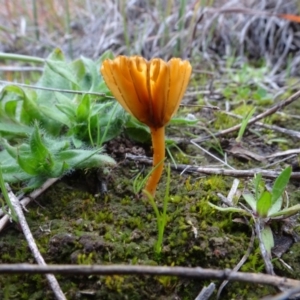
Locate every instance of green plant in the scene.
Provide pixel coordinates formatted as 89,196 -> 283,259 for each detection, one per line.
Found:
132,159 -> 165,195
228,63 -> 267,85
132,170 -> 149,195
209,166 -> 296,264
0,123 -> 115,189
176,0 -> 187,56
0,166 -> 17,222
144,163 -> 171,254
0,49 -> 125,144
236,107 -> 256,143
0,49 -> 127,192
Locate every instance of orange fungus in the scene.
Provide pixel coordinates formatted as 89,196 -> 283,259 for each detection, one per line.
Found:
101,56 -> 192,196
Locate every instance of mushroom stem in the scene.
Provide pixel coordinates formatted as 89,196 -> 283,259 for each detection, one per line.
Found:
144,126 -> 165,197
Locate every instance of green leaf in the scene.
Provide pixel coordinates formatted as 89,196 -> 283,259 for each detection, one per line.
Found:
47,48 -> 65,61
261,225 -> 274,255
0,122 -> 32,136
17,154 -> 39,175
57,148 -> 115,169
2,85 -> 26,96
98,103 -> 126,144
268,196 -> 283,216
90,101 -> 114,116
2,164 -> 30,182
269,204 -> 300,218
0,165 -> 18,222
236,107 -> 256,143
1,139 -> 18,159
54,91 -> 74,105
0,150 -> 29,182
1,85 -> 41,125
71,59 -> 86,84
71,136 -> 83,148
40,105 -> 71,127
170,117 -> 198,126
4,100 -> 18,119
30,124 -> 50,161
256,191 -> 271,217
25,176 -> 54,190
56,103 -> 76,120
76,94 -> 90,122
242,193 -> 256,211
20,90 -> 43,124
99,50 -> 114,63
46,59 -> 79,87
36,154 -> 56,175
53,91 -> 76,124
208,202 -> 251,216
125,116 -> 150,143
49,160 -> 70,178
49,139 -> 70,153
253,173 -> 262,201
72,56 -> 102,92
271,166 -> 292,204
35,49 -> 73,112
75,154 -> 116,169
57,148 -> 96,166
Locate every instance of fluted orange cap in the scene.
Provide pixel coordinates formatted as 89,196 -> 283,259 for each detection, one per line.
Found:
100,56 -> 192,129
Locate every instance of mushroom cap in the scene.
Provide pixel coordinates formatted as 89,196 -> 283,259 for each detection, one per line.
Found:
101,56 -> 192,129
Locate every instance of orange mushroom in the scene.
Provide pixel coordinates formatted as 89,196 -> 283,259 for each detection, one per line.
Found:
100,56 -> 192,197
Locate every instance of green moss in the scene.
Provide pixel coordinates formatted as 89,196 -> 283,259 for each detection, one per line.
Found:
0,163 -> 298,299
173,151 -> 190,164
214,111 -> 238,130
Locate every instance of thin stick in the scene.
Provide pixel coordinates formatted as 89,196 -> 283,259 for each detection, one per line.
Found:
193,89 -> 300,142
8,186 -> 66,300
0,178 -> 60,218
0,264 -> 299,289
0,66 -> 44,72
223,110 -> 300,140
217,221 -> 255,299
195,283 -> 215,300
261,286 -> 300,300
125,154 -> 300,179
0,80 -> 113,98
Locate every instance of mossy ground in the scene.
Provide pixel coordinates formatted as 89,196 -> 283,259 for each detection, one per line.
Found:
1,151 -> 299,299
1,75 -> 300,299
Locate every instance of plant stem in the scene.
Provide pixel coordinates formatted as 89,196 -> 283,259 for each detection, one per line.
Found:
155,163 -> 171,253
64,0 -> 73,59
176,0 -> 186,56
156,218 -> 164,253
120,0 -> 130,55
0,53 -> 44,64
32,0 -> 39,41
0,167 -> 17,222
144,126 -> 165,196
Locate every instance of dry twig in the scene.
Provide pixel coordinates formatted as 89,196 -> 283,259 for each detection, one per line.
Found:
195,283 -> 216,300
193,88 -> 300,142
8,185 -> 66,300
125,154 -> 300,179
0,178 -> 60,233
0,263 -> 300,289
262,285 -> 300,300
